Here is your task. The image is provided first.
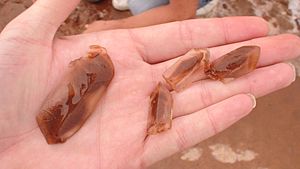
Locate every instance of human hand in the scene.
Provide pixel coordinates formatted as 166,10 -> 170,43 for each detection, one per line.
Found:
0,0 -> 299,168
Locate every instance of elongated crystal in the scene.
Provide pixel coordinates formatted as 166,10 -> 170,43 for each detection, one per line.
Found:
163,48 -> 209,92
148,83 -> 173,135
205,46 -> 260,80
36,45 -> 114,144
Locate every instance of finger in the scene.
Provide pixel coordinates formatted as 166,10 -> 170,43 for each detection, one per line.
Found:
2,0 -> 80,39
128,16 -> 269,63
152,34 -> 299,117
142,94 -> 255,166
155,34 -> 300,73
172,62 -> 295,117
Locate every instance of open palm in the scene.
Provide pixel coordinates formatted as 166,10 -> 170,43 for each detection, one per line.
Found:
0,1 -> 299,169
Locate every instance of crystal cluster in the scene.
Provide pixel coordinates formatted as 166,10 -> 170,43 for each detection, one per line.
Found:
147,46 -> 260,135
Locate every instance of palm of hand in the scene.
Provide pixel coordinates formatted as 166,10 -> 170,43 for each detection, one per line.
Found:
0,26 -> 161,168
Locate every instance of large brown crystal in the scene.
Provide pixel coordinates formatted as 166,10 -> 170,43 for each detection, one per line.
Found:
205,46 -> 260,80
36,45 -> 114,144
163,48 -> 209,91
148,83 -> 173,135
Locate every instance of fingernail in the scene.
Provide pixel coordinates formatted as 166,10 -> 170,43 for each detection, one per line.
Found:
247,93 -> 256,109
286,62 -> 297,82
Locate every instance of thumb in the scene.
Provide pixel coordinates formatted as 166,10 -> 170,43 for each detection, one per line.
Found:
1,0 -> 80,40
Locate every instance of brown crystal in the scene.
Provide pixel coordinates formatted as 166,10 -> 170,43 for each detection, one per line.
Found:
205,46 -> 260,80
163,48 -> 209,92
36,45 -> 114,144
148,83 -> 173,135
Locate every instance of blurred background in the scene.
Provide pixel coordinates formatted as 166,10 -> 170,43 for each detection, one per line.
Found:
0,0 -> 299,168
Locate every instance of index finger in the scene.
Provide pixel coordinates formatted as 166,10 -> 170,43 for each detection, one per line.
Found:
129,16 -> 269,64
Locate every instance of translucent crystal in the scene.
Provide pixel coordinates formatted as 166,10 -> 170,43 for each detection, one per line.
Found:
163,48 -> 209,92
205,46 -> 260,80
148,83 -> 173,135
36,45 -> 114,144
